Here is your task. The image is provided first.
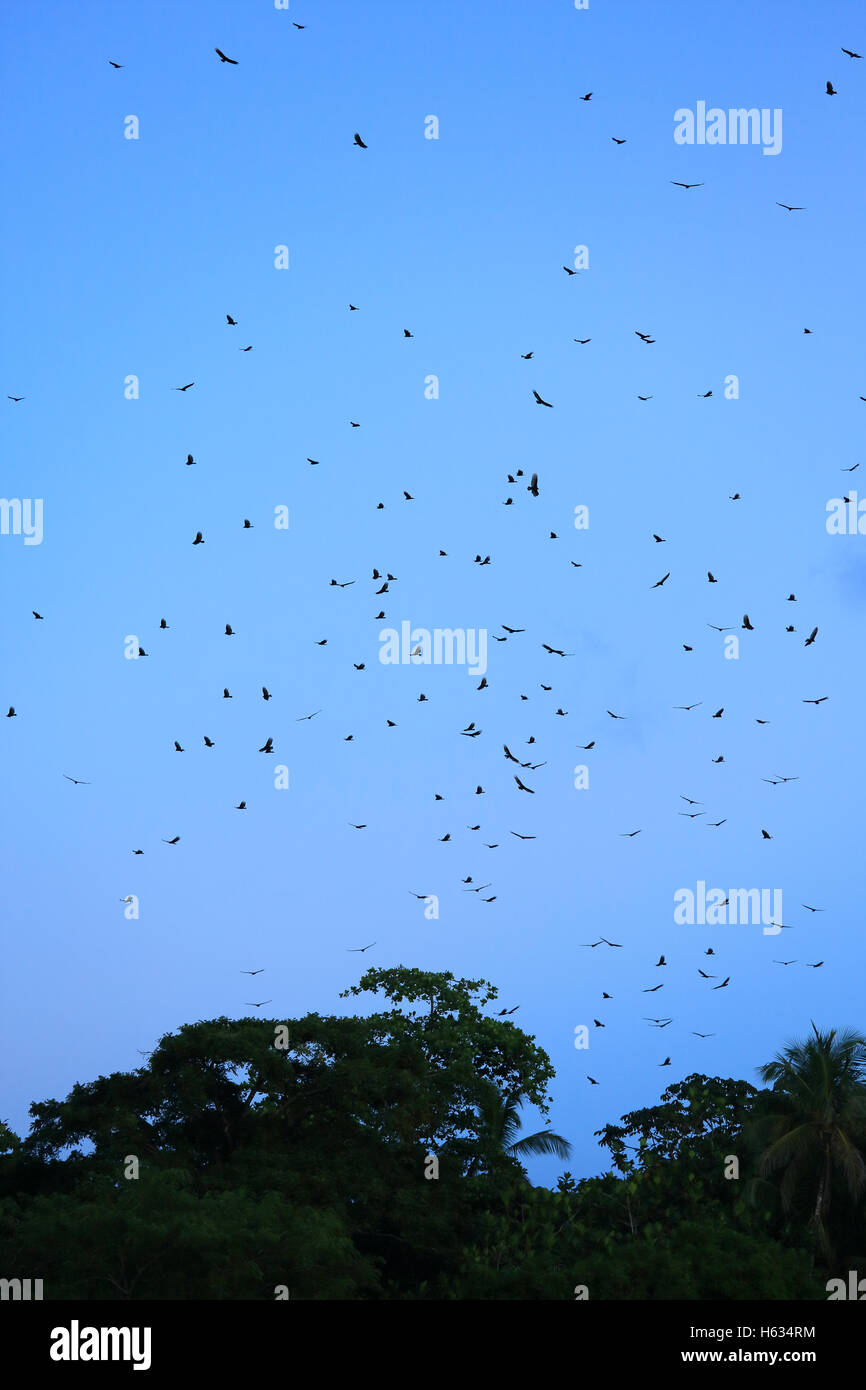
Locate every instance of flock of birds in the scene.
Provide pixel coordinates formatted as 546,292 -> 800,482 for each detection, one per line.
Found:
5,34 -> 859,1093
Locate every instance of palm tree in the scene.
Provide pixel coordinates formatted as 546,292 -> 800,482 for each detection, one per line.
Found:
755,1023 -> 866,1260
474,1086 -> 572,1183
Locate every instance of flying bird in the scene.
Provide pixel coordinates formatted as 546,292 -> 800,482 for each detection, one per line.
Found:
62,774 -> 90,785
353,133 -> 367,147
347,943 -> 377,952
826,81 -> 837,94
805,627 -> 818,646
671,181 -> 703,189
175,382 -> 195,391
215,48 -> 238,63
533,390 -> 553,407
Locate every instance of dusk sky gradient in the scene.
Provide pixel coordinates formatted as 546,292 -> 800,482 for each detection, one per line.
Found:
2,0 -> 865,1184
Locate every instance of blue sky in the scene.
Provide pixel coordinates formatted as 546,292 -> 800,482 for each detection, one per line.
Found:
2,0 -> 865,1184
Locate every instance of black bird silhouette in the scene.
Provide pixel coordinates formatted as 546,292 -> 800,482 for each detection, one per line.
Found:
241,969 -> 265,975
671,181 -> 703,189
175,382 -> 195,391
347,942 -> 376,952
162,836 -> 180,844
7,396 -> 25,402
226,314 -> 237,325
580,92 -> 592,101
353,133 -> 367,147
612,137 -> 626,144
245,1001 -> 273,1008
215,48 -> 238,63
607,710 -> 626,719
842,48 -> 862,58
713,977 -> 731,989
620,829 -> 642,837
528,473 -> 539,496
235,802 -> 246,811
259,737 -> 274,753
192,531 -> 204,545
514,776 -> 534,793
533,390 -> 553,407
574,338 -> 591,344
802,904 -> 825,912
651,572 -> 670,588
587,1076 -> 599,1084
826,81 -> 837,94
108,61 -> 124,68
63,774 -> 90,785
805,627 -> 818,646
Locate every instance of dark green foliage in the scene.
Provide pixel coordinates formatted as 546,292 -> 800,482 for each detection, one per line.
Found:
0,978 -> 861,1298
